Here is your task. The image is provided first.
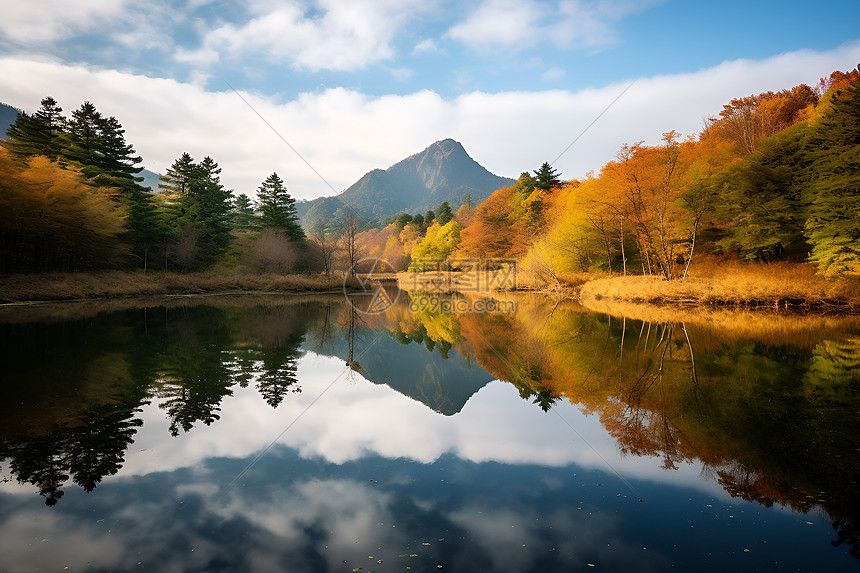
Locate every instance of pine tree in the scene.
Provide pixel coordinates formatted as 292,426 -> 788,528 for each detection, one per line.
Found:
188,157 -> 233,265
66,101 -> 103,167
437,201 -> 453,225
257,172 -> 305,241
533,162 -> 561,191
5,96 -> 67,159
230,193 -> 257,230
93,115 -> 143,182
804,73 -> 860,276
158,152 -> 196,195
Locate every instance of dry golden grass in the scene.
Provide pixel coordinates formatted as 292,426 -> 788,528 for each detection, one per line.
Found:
579,297 -> 860,348
579,256 -> 860,313
0,271 -> 358,303
397,269 -> 521,292
0,292 -> 350,323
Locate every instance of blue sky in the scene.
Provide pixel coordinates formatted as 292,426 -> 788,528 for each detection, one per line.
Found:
2,0 -> 859,199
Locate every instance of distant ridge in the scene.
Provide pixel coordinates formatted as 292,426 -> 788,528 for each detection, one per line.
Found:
300,138 -> 515,226
0,101 -> 23,137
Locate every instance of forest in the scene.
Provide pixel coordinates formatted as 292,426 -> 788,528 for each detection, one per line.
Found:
1,66 -> 859,292
359,67 -> 860,283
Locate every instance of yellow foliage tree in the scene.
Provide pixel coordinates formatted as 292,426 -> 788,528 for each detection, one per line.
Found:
0,147 -> 128,272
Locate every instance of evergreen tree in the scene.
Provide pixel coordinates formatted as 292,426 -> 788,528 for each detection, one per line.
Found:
257,172 -> 305,241
158,152 -> 196,195
230,193 -> 258,230
804,73 -> 860,276
424,209 -> 436,228
716,124 -> 811,261
533,162 -> 561,190
5,111 -> 44,158
121,188 -> 171,270
5,96 -> 66,159
437,201 -> 453,225
66,101 -> 103,167
187,158 -> 234,265
93,115 -> 143,182
394,213 -> 413,230
158,153 -> 234,269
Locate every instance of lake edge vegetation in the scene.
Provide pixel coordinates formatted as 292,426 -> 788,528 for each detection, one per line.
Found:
1,66 -> 859,310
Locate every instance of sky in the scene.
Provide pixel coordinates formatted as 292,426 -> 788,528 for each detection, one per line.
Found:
1,0 -> 859,201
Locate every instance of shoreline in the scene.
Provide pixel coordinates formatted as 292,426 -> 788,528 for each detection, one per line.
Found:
2,267 -> 859,316
577,275 -> 860,315
0,270 -> 359,304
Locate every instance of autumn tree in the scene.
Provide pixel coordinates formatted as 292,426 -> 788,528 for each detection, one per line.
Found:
408,220 -> 462,271
0,147 -> 127,272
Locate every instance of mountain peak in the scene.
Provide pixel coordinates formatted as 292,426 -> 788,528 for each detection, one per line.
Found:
300,139 -> 515,225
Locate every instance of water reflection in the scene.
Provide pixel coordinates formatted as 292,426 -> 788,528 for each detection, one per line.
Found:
1,292 -> 859,569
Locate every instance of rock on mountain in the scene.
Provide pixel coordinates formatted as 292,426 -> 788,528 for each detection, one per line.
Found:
299,138 -> 515,227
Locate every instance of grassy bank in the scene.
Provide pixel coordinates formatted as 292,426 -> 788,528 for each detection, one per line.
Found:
0,270 -> 357,303
577,258 -> 860,314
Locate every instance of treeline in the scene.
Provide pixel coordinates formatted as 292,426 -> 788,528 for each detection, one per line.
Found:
349,162 -> 562,272
360,67 -> 859,279
0,97 -> 312,274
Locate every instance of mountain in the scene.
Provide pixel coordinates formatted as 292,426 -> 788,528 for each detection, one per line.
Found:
138,168 -> 162,192
0,101 -> 22,137
304,323 -> 493,416
300,138 -> 515,227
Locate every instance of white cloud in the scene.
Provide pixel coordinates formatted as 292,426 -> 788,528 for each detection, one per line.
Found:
413,37 -> 439,54
542,65 -> 566,80
447,0 -> 660,52
1,43 -> 858,200
0,0 -> 130,44
180,0 -> 429,72
75,353 -> 726,499
447,0 -> 549,51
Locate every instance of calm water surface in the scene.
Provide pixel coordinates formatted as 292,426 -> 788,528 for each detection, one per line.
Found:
1,292 -> 859,572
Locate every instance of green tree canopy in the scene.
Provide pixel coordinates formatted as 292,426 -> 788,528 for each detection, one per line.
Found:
5,96 -> 66,159
804,75 -> 860,276
437,201 -> 453,225
159,152 -> 196,195
257,172 -> 305,242
533,162 -> 561,191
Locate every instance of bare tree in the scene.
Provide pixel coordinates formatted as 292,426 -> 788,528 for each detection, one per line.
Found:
343,213 -> 360,276
247,228 -> 299,273
308,220 -> 340,277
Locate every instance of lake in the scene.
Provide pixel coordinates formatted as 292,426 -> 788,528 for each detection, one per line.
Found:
1,290 -> 859,572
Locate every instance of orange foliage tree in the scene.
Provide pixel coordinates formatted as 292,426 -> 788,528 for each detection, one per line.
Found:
0,147 -> 128,272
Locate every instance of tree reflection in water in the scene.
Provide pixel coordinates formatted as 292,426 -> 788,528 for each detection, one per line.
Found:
0,293 -> 858,558
0,299 -> 319,504
383,292 -> 860,557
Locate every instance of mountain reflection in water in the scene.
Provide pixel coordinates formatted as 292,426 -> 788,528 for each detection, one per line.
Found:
1,292 -> 859,571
